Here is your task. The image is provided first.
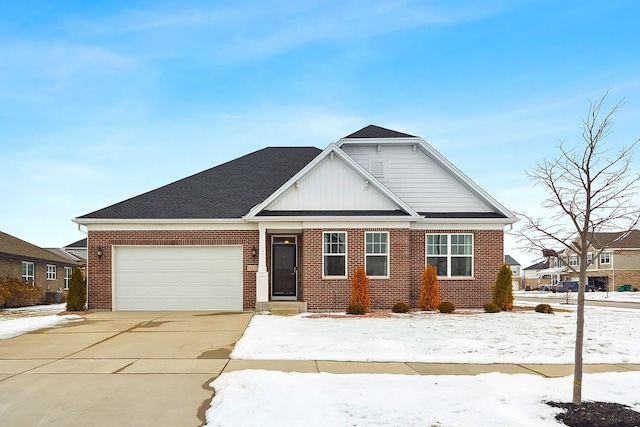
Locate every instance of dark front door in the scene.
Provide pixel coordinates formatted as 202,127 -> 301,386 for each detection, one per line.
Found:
272,243 -> 297,297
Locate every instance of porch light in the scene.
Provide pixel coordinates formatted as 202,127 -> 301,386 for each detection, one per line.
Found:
97,246 -> 104,259
284,240 -> 290,244
252,246 -> 257,259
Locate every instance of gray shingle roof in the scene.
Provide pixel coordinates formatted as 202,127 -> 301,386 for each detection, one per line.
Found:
344,125 -> 415,139
0,231 -> 78,265
504,254 -> 520,266
78,147 -> 322,220
65,238 -> 87,248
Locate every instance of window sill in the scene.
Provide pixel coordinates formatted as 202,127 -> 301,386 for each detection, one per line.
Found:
322,276 -> 348,280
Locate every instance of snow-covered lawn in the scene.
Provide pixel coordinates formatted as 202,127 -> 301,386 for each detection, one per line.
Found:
207,304 -> 640,426
231,306 -> 640,364
515,290 -> 640,303
0,304 -> 83,339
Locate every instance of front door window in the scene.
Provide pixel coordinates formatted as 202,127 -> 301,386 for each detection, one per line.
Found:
272,237 -> 297,298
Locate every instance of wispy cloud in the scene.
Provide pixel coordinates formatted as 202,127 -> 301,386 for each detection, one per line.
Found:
55,1 -> 519,61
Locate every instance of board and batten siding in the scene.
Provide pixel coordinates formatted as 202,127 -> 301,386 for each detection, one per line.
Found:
265,155 -> 398,211
342,144 -> 492,213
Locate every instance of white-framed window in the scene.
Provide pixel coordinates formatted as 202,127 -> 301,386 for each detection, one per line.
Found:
510,266 -> 518,275
600,251 -> 611,264
553,257 -> 561,268
21,261 -> 34,282
46,264 -> 56,280
64,267 -> 73,290
365,232 -> 389,277
586,253 -> 594,265
426,233 -> 473,277
568,255 -> 578,266
323,232 -> 347,278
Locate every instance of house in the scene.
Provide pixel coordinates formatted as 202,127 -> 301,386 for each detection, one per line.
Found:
550,230 -> 640,291
504,255 -> 521,290
522,260 -> 552,290
73,125 -> 518,312
64,238 -> 88,261
0,231 -> 81,292
45,248 -> 87,283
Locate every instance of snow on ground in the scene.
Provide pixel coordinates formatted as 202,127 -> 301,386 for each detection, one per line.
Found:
0,304 -> 83,339
207,370 -> 640,427
231,306 -> 640,364
211,303 -> 640,426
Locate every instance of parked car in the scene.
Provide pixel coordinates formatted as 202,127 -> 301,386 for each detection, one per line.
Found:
553,281 -> 595,293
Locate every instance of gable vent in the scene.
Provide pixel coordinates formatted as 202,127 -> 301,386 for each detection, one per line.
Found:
369,157 -> 387,180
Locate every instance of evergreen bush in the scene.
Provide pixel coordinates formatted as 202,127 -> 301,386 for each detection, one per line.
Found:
66,269 -> 86,311
350,266 -> 370,311
391,302 -> 410,313
346,303 -> 366,315
438,301 -> 455,313
483,302 -> 501,313
535,303 -> 553,314
419,264 -> 441,311
492,263 -> 514,311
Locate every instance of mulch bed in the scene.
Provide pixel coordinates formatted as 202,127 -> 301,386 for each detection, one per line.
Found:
547,401 -> 640,427
57,310 -> 92,316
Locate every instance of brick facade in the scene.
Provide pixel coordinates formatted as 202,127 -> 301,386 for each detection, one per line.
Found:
88,227 -> 504,311
0,256 -> 73,293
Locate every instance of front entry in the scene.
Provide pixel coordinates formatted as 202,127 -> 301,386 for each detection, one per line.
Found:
271,236 -> 297,299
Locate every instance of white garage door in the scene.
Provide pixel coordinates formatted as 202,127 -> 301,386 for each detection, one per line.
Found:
113,246 -> 243,311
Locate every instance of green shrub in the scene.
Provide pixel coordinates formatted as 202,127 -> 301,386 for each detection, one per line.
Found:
66,269 -> 86,311
438,301 -> 455,313
346,303 -> 366,315
391,302 -> 410,313
0,276 -> 45,308
535,303 -> 553,314
492,263 -> 514,311
483,302 -> 501,313
525,285 -> 532,291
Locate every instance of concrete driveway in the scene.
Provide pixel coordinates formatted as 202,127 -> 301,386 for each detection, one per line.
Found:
0,311 -> 253,427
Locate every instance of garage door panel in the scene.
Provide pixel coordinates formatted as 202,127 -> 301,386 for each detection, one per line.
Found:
113,246 -> 243,311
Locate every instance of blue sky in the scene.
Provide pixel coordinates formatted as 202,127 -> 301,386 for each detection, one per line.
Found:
1,0 -> 639,267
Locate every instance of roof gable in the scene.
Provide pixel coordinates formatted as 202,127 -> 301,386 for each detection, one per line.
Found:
338,128 -> 515,221
263,151 -> 401,213
77,147 -> 321,220
245,144 -> 420,219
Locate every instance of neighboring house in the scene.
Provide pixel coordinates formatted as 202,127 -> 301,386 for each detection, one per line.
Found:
552,230 -> 640,291
64,238 -> 88,261
0,231 -> 81,292
45,248 -> 87,285
504,255 -> 521,290
74,125 -> 518,312
522,260 -> 551,289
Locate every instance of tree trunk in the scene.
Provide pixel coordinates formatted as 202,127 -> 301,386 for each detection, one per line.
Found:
573,255 -> 588,404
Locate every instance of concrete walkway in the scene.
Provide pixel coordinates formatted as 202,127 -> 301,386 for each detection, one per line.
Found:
1,311 -> 638,426
222,359 -> 640,377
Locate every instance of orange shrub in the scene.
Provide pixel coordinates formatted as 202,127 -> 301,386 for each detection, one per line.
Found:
419,265 -> 440,311
350,266 -> 370,311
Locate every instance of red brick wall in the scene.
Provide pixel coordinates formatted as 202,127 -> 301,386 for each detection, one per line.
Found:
410,229 -> 504,308
302,228 -> 411,311
87,230 -> 259,310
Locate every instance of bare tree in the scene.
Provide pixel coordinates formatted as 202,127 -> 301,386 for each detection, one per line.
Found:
515,91 -> 640,404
